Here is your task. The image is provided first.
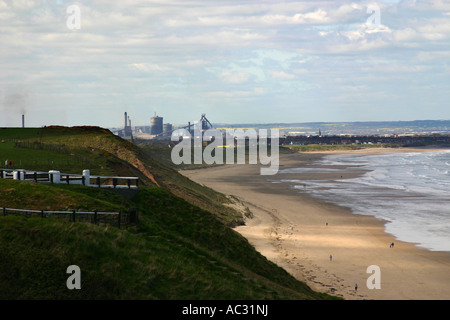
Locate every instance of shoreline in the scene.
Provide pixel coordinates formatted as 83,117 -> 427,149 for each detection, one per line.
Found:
180,148 -> 450,300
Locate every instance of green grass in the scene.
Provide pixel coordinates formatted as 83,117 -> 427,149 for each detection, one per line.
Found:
0,127 -> 42,140
0,128 -> 128,176
132,187 -> 331,299
133,143 -> 246,226
0,127 -> 340,300
1,126 -> 245,225
0,181 -> 336,300
0,179 -> 126,212
0,141 -> 92,173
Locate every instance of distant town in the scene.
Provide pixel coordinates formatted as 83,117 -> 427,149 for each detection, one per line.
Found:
109,112 -> 450,147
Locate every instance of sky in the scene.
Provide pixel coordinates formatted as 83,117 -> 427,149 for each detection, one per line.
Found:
1,0 -> 449,128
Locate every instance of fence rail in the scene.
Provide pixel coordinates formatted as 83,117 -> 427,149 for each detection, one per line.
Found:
1,207 -> 139,229
0,169 -> 139,189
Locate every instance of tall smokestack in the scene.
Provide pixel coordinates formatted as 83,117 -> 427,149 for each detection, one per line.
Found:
124,112 -> 127,128
22,114 -> 24,128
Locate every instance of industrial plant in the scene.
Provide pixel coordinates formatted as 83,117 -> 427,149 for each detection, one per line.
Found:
113,112 -> 450,147
115,112 -> 179,139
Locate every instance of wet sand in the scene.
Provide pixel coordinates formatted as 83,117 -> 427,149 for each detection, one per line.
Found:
180,148 -> 450,300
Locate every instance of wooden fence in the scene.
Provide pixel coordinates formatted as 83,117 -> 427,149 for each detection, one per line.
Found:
1,207 -> 139,229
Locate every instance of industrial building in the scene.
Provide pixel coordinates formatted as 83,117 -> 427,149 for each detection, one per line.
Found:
150,115 -> 163,135
135,126 -> 151,134
115,111 -> 214,140
117,112 -> 133,137
163,123 -> 173,136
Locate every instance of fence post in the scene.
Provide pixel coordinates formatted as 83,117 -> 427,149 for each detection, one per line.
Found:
2,207 -> 5,216
94,210 -> 98,225
34,172 -> 37,182
113,178 -> 118,188
118,211 -> 121,229
72,210 -> 76,222
41,210 -> 44,218
127,178 -> 131,189
49,171 -> 60,184
97,176 -> 101,187
82,170 -> 90,186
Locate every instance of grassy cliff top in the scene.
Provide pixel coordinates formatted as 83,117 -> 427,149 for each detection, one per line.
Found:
0,127 -> 339,300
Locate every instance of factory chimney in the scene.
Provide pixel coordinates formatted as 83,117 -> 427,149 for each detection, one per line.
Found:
22,114 -> 25,128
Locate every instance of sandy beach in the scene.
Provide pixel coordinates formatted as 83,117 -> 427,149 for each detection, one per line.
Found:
180,148 -> 450,300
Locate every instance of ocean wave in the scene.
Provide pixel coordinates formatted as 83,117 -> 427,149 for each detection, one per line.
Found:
275,150 -> 450,252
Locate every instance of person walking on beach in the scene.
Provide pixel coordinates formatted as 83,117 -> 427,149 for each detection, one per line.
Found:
330,254 -> 332,261
5,159 -> 8,169
355,283 -> 358,291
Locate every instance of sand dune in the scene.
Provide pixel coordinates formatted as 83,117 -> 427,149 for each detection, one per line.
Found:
180,149 -> 450,300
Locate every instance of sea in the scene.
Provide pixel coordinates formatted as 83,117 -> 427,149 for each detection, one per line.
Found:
276,150 -> 450,252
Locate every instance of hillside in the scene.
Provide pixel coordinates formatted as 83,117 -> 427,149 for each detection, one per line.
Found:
0,126 -> 338,300
1,126 -> 243,226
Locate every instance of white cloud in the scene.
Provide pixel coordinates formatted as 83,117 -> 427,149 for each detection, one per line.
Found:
416,18 -> 450,39
294,68 -> 309,75
415,50 -> 450,61
162,30 -> 267,47
415,0 -> 450,11
1,0 -> 449,126
130,63 -> 171,73
206,87 -> 265,99
339,84 -> 369,92
169,12 -> 325,27
361,64 -> 429,73
10,0 -> 40,10
393,27 -> 418,41
270,71 -> 295,80
220,71 -> 251,84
